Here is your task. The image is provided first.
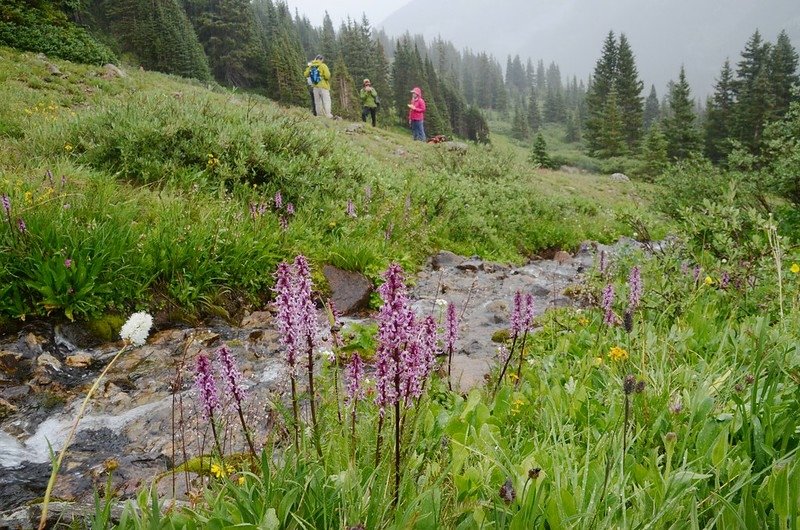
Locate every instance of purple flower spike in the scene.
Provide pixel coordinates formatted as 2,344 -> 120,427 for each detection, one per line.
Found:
346,353 -> 365,405
1,194 -> 10,215
599,250 -> 607,275
602,284 -> 616,326
445,302 -> 458,353
510,291 -> 524,335
17,218 -> 26,234
216,345 -> 245,404
274,191 -> 283,210
721,271 -> 730,289
523,293 -> 534,332
274,262 -> 300,373
293,255 -> 318,348
286,203 -> 295,216
347,198 -> 357,218
279,216 -> 288,230
628,266 -> 642,310
64,258 -> 72,268
374,263 -> 416,414
194,353 -> 220,420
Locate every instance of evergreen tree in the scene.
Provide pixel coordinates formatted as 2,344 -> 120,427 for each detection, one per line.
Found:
294,12 -> 318,57
330,52 -> 359,119
527,89 -> 541,132
585,31 -> 618,154
704,59 -> 735,162
596,86 -> 626,158
643,84 -> 660,130
99,0 -> 210,81
511,101 -> 529,140
565,110 -> 581,143
370,40 -> 392,120
319,11 -> 337,59
183,0 -> 266,88
535,59 -> 546,92
543,87 -> 567,123
422,57 -> 452,136
464,106 -> 490,143
768,30 -> 799,120
615,33 -> 644,149
732,29 -> 772,151
664,66 -> 702,160
640,124 -> 669,178
530,133 -> 553,168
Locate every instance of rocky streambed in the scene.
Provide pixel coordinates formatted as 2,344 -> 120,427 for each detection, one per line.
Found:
0,241 -> 632,525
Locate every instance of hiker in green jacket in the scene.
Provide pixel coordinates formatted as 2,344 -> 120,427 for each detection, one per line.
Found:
303,55 -> 332,118
359,78 -> 379,127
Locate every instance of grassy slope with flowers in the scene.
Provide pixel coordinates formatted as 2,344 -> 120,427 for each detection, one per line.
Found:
0,45 -> 660,326
2,47 -> 799,529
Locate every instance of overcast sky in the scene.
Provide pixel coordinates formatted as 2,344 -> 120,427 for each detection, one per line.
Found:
285,0 -> 408,27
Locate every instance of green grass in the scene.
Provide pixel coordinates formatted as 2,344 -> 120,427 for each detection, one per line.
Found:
0,45 -> 661,321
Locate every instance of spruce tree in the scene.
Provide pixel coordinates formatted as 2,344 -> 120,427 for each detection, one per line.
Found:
511,102 -> 529,140
585,31 -> 618,154
596,86 -> 626,158
331,52 -> 359,120
664,66 -> 702,160
565,110 -> 581,143
530,133 -> 553,168
768,30 -> 799,120
183,0 -> 266,88
464,106 -> 490,143
100,0 -> 210,81
527,89 -> 541,133
319,12 -> 337,60
615,33 -> 644,149
640,124 -> 669,177
704,59 -> 735,162
732,30 -> 772,151
535,59 -> 546,92
643,85 -> 660,130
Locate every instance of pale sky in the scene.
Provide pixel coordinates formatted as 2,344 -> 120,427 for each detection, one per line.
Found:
285,0 -> 409,27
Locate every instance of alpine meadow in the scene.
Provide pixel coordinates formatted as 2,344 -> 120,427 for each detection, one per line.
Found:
0,1 -> 799,529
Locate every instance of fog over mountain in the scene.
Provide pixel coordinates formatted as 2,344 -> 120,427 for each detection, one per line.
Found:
380,0 -> 800,97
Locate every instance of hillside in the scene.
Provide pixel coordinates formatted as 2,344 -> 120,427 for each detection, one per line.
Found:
0,46 -> 653,324
380,0 -> 800,95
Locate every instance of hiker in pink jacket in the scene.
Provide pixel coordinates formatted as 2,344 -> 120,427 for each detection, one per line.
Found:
407,87 -> 427,141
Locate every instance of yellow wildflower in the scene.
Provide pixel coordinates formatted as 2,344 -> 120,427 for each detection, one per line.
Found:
509,372 -> 519,382
210,462 -> 233,479
790,263 -> 800,274
24,191 -> 33,205
578,317 -> 589,326
64,143 -> 73,152
238,476 -> 246,486
608,346 -> 629,362
593,356 -> 604,366
704,276 -> 714,286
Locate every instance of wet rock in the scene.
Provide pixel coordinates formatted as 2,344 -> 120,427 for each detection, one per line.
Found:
0,350 -> 23,377
240,311 -> 272,329
554,250 -> 572,264
58,322 -> 105,349
23,333 -> 47,355
193,330 -> 220,347
456,257 -> 483,272
0,397 -> 17,420
1,385 -> 30,401
65,354 -> 93,368
36,353 -> 62,371
322,265 -> 372,316
431,250 -> 464,270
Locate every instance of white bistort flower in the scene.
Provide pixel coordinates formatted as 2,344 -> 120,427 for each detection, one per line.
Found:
120,312 -> 153,347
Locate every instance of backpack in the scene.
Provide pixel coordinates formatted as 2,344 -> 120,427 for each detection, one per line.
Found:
309,65 -> 321,85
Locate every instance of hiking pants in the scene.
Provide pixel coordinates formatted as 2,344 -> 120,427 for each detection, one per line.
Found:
313,87 -> 332,118
411,119 -> 426,141
362,106 -> 377,127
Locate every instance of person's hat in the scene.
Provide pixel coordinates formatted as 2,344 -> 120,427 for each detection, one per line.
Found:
363,79 -> 371,85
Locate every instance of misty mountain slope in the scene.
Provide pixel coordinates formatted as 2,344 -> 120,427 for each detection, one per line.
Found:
380,0 -> 800,95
